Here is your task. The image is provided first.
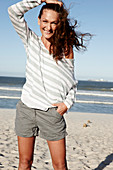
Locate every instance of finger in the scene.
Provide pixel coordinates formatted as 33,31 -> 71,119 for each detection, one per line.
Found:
52,103 -> 58,106
56,1 -> 63,7
56,106 -> 63,114
46,1 -> 63,7
52,103 -> 56,106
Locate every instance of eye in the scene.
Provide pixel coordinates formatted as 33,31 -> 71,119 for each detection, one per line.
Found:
43,20 -> 48,23
52,22 -> 58,25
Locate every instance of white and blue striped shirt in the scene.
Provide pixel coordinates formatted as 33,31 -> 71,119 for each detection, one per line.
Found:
8,0 -> 77,111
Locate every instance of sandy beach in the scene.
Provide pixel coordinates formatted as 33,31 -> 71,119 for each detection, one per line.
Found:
0,109 -> 113,170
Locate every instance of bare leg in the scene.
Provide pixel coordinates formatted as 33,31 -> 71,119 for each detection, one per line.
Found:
47,138 -> 68,170
18,136 -> 36,170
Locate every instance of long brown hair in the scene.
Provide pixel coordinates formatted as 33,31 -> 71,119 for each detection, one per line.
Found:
39,3 -> 92,61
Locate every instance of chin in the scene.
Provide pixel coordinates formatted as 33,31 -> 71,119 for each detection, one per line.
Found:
42,32 -> 54,39
44,35 -> 54,41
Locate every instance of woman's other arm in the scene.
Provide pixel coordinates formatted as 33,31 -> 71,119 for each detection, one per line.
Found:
63,82 -> 77,110
52,83 -> 77,115
52,48 -> 77,114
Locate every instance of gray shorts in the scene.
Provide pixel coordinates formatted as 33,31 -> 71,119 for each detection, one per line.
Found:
15,100 -> 67,141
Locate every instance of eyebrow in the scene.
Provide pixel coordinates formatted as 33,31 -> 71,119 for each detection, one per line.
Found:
41,18 -> 59,23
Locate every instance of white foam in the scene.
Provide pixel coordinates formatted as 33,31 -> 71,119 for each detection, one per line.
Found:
0,87 -> 22,91
76,100 -> 113,105
0,96 -> 20,99
77,92 -> 113,97
0,96 -> 113,105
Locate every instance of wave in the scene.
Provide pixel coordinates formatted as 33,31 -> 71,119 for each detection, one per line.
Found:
78,87 -> 113,92
0,96 -> 20,99
1,87 -> 113,97
0,87 -> 22,91
77,92 -> 113,97
0,96 -> 113,105
76,100 -> 113,105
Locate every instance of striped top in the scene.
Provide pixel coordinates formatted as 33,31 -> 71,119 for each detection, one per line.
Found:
8,0 -> 77,111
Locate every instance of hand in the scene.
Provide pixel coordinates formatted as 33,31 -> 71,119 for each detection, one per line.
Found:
41,0 -> 63,7
52,102 -> 67,116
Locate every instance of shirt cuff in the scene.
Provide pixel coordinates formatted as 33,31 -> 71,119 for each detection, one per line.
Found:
64,97 -> 76,110
23,0 -> 42,4
38,0 -> 42,4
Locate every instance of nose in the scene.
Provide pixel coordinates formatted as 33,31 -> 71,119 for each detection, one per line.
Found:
47,23 -> 51,30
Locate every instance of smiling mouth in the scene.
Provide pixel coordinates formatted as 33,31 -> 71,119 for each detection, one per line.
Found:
43,29 -> 52,34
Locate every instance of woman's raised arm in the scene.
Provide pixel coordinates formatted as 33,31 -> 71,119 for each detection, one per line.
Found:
8,0 -> 42,46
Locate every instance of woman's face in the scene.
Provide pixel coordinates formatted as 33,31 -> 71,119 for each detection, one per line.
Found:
38,9 -> 59,41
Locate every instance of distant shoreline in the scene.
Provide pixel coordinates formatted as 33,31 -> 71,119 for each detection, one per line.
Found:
0,75 -> 113,83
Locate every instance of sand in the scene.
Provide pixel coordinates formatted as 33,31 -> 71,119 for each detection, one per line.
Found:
0,109 -> 113,170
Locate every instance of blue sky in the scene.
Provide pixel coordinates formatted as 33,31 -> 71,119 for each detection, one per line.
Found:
0,0 -> 113,81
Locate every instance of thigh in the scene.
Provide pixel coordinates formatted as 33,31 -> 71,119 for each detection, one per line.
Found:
15,100 -> 39,137
18,136 -> 35,161
47,138 -> 66,164
36,108 -> 67,141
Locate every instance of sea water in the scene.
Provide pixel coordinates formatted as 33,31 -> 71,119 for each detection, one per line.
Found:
0,76 -> 113,114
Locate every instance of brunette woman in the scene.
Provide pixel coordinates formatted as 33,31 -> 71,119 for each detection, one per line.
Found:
8,0 -> 90,169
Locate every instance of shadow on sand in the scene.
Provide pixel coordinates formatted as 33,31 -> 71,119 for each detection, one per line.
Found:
94,153 -> 113,170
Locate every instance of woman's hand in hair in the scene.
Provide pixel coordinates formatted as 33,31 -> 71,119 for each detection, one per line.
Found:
52,103 -> 68,116
41,0 -> 63,7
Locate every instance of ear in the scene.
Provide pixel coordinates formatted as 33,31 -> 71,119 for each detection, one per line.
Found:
38,17 -> 40,25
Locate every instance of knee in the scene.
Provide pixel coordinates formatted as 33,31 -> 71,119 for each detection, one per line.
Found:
53,161 -> 67,170
19,158 -> 33,169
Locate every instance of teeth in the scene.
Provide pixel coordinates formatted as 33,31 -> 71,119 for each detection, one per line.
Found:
45,31 -> 50,33
44,29 -> 51,34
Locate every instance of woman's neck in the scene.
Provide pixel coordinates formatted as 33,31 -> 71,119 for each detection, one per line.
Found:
41,36 -> 51,51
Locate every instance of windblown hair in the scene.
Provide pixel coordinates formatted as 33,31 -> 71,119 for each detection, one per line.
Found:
39,3 -> 92,61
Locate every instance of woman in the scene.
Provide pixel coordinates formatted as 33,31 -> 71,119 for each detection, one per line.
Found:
8,0 -> 90,169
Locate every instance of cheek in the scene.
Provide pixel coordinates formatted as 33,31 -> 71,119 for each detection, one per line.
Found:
52,25 -> 57,31
40,22 -> 45,29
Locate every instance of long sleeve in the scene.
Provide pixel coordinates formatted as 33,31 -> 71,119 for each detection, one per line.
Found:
64,80 -> 77,110
8,0 -> 41,45
8,0 -> 78,111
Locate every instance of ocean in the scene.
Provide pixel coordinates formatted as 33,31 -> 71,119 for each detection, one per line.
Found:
0,76 -> 113,114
